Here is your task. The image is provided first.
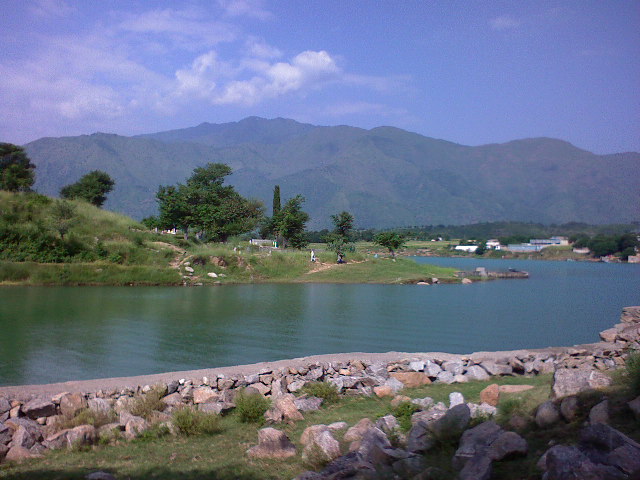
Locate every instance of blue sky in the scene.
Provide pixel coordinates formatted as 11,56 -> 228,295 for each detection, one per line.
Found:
1,0 -> 638,154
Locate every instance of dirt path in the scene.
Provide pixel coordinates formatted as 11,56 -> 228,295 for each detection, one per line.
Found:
305,260 -> 366,275
152,241 -> 187,269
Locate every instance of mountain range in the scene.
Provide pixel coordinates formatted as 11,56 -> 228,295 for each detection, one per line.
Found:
23,117 -> 639,229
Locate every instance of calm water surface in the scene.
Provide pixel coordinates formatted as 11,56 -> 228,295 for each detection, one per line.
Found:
1,258 -> 638,386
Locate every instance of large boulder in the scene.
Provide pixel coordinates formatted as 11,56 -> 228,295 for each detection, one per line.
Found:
59,393 -> 88,417
247,428 -> 296,459
480,384 -> 500,406
344,418 -> 374,443
551,368 -> 612,399
464,365 -> 491,382
302,428 -> 341,464
535,401 -> 561,428
21,399 -> 56,420
389,372 -> 431,388
264,394 -> 304,424
9,425 -> 36,450
453,421 -> 503,470
44,425 -> 96,450
540,445 -> 626,480
428,403 -> 470,442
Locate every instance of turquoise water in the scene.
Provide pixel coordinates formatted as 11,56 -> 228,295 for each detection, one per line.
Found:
0,258 -> 638,386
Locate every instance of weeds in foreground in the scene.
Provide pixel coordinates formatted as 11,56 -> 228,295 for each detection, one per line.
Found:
301,382 -> 340,405
171,407 -> 221,436
129,386 -> 167,420
234,390 -> 271,424
391,401 -> 420,432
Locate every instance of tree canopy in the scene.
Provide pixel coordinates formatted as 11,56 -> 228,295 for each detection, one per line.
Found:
60,170 -> 114,207
272,195 -> 309,249
331,211 -> 354,240
373,231 -> 406,257
155,163 -> 263,241
0,143 -> 35,192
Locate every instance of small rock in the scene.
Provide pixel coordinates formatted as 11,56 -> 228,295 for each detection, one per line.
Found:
247,427 -> 296,459
373,386 -> 394,398
85,472 -> 117,480
410,397 -> 434,410
488,431 -> 528,460
535,401 -> 561,428
302,429 -> 341,464
588,399 -> 609,425
294,396 -> 323,412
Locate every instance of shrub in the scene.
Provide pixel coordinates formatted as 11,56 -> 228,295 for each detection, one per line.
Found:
235,390 -> 271,423
129,386 -> 167,420
618,351 -> 640,396
391,401 -> 420,432
172,407 -> 221,435
301,381 -> 339,405
58,408 -> 116,431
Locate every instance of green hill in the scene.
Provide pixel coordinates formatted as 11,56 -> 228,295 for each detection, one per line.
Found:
24,117 -> 640,228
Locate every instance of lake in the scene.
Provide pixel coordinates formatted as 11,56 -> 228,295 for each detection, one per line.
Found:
1,258 -> 638,386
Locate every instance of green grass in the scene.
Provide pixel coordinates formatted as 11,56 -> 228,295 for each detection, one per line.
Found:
172,407 -> 222,436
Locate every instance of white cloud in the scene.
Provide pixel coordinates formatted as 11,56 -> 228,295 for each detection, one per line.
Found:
246,37 -> 282,59
218,0 -> 273,20
489,15 -> 521,31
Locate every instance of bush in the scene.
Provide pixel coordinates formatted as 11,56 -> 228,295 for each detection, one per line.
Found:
391,401 -> 420,432
497,396 -> 528,424
129,386 -> 167,420
58,408 -> 116,431
618,351 -> 640,396
235,389 -> 271,423
301,381 -> 339,405
172,407 -> 221,435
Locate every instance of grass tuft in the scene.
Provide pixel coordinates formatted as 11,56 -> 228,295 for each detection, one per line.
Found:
300,382 -> 340,405
171,407 -> 221,436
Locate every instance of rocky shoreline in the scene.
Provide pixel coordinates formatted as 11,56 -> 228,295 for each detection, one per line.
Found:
1,306 -> 639,476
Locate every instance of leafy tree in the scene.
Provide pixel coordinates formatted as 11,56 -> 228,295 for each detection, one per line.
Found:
331,211 -> 354,240
475,242 -> 486,255
373,231 -> 406,257
588,235 -> 618,257
273,195 -> 309,248
60,170 -> 114,207
50,200 -> 77,239
155,163 -> 263,242
0,143 -> 35,192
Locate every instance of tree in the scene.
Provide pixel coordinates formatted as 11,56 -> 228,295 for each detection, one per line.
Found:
50,200 -> 77,239
273,195 -> 309,249
0,143 -> 35,192
272,185 -> 281,216
60,170 -> 114,207
373,231 -> 406,257
155,163 -> 263,242
331,211 -> 354,240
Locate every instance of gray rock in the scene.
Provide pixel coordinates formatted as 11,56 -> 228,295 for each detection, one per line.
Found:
4,445 -> 41,463
247,427 -> 296,458
607,444 -> 640,475
294,396 -> 323,412
4,417 -> 42,441
384,377 -> 404,393
424,360 -> 443,377
87,398 -> 111,415
85,472 -> 117,480
453,421 -> 503,470
161,392 -> 183,406
443,361 -> 464,375
198,402 -> 235,415
449,391 -> 465,407
59,393 -> 87,417
0,397 -> 10,414
480,361 -> 513,376
392,455 -> 428,477
44,425 -> 96,450
0,443 -> 8,461
306,368 -> 324,381
428,403 -> 470,442
541,444 -> 626,480
302,429 -> 341,464
588,399 -> 609,425
0,423 -> 13,445
312,451 -> 376,479
559,395 -> 579,422
628,395 -> 640,420
551,367 -> 613,399
411,396 -> 434,410
536,401 -> 561,428
356,427 -> 398,466
10,425 -> 36,450
407,420 -> 435,453
488,431 -> 528,460
579,423 -> 640,453
435,370 -> 455,384
344,418 -> 374,443
124,416 -> 149,439
409,360 -> 425,372
468,402 -> 497,419
464,365 -> 491,381
365,363 -> 390,379
21,399 -> 57,419
287,380 -> 306,393
166,380 -> 179,394
459,453 -> 492,480
375,415 -> 400,437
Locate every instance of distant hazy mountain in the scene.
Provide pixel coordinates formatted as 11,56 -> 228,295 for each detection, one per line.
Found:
24,117 -> 639,229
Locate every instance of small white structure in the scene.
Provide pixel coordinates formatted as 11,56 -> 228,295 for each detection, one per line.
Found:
250,239 -> 277,247
455,245 -> 478,253
486,239 -> 502,250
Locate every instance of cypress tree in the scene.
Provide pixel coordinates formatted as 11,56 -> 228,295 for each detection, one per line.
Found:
272,185 -> 281,216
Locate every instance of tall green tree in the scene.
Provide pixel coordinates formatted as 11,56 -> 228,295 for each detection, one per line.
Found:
273,195 -> 309,249
272,185 -> 281,216
331,211 -> 354,240
373,231 -> 406,258
155,163 -> 263,242
60,170 -> 114,207
0,143 -> 35,192
49,200 -> 77,239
